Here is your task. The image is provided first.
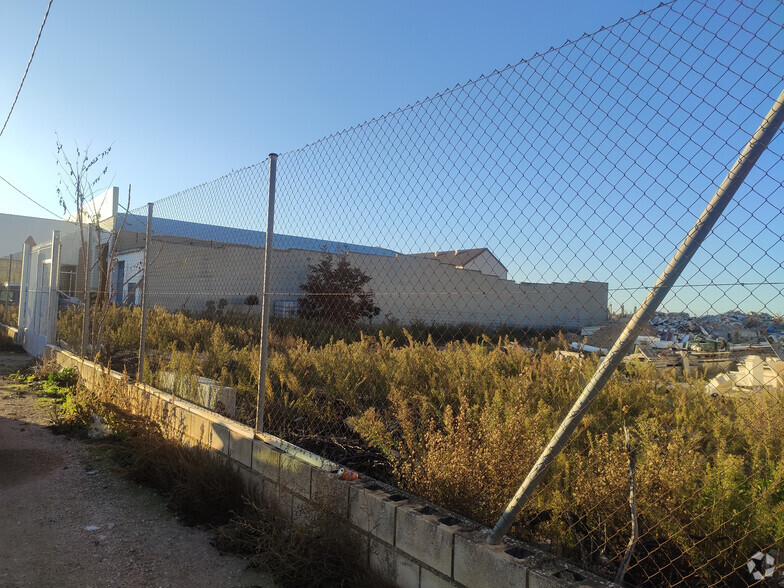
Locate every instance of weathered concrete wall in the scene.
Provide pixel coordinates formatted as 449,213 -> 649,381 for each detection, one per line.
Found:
50,346 -> 611,588
0,324 -> 19,349
140,236 -> 607,329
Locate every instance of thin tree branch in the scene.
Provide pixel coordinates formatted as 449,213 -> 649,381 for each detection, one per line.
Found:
615,423 -> 639,585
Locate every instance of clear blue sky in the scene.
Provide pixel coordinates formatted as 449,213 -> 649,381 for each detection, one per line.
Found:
1,1 -> 782,316
0,0 -> 662,218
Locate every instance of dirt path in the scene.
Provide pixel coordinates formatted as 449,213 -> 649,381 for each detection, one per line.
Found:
0,349 -> 277,588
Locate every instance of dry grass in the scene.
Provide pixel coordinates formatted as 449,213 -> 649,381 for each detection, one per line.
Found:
49,368 -> 389,588
53,305 -> 784,585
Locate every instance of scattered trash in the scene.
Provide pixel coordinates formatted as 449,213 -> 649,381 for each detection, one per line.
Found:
583,317 -> 659,350
107,522 -> 115,530
86,470 -> 99,476
570,342 -> 609,355
87,413 -> 113,439
684,337 -> 728,352
337,467 -> 358,481
580,326 -> 602,337
555,350 -> 583,361
84,525 -> 100,532
650,340 -> 674,350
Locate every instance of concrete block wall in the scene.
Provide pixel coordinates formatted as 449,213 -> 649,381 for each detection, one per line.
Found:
0,324 -> 18,349
50,346 -> 612,588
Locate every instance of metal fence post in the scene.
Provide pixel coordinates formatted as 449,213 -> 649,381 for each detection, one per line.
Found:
17,242 -> 31,345
81,226 -> 92,357
256,153 -> 278,432
137,203 -> 153,382
487,86 -> 784,545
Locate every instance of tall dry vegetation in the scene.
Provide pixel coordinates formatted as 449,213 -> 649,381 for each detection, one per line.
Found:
57,305 -> 783,585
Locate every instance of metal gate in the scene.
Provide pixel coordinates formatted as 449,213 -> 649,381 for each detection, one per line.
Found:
17,231 -> 61,357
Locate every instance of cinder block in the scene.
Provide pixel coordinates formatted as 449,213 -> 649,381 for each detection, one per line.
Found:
395,505 -> 458,577
167,405 -> 188,440
311,468 -> 350,518
189,412 -> 207,444
292,493 -> 312,527
235,463 -> 257,494
421,567 -> 454,588
251,439 -> 282,485
242,469 -> 266,504
209,421 -> 230,454
149,396 -> 166,423
349,485 -> 404,545
229,429 -> 253,468
179,410 -> 195,444
528,560 -> 607,588
368,537 -> 396,585
369,538 -> 420,588
280,453 -> 312,499
453,535 -> 535,588
262,482 -> 293,520
355,529 -> 370,569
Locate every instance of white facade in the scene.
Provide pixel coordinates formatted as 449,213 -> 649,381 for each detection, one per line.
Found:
141,237 -> 608,329
0,213 -> 76,257
462,250 -> 507,280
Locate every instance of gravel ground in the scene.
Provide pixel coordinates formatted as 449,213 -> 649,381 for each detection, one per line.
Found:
0,349 -> 277,588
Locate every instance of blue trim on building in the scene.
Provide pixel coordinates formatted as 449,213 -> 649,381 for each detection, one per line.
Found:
117,214 -> 398,257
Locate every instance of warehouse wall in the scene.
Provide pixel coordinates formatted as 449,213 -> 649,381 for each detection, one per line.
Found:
140,236 -> 607,329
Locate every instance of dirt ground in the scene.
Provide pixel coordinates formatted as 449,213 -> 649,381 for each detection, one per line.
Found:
0,348 -> 277,588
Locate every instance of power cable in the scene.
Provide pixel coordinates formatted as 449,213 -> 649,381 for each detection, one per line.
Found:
0,0 -> 55,138
0,173 -> 64,219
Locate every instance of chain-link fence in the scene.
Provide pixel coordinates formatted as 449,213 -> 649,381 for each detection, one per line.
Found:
27,0 -> 783,584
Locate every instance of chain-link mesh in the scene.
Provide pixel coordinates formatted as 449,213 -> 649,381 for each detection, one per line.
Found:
38,0 -> 784,584
129,164 -> 270,423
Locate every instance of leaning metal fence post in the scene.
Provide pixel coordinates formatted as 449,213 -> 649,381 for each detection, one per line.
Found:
488,86 -> 784,545
137,203 -> 153,382
256,153 -> 278,432
81,226 -> 93,357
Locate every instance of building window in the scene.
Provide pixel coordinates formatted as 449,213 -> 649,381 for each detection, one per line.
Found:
273,299 -> 298,317
125,282 -> 138,306
60,265 -> 78,297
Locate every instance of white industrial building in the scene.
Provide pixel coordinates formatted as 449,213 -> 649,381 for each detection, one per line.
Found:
8,187 -> 609,353
114,223 -> 607,330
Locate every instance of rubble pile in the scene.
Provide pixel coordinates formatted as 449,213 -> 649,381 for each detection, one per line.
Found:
583,317 -> 658,349
649,311 -> 783,345
574,311 -> 784,394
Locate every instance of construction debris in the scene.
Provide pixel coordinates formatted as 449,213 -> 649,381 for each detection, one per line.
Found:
574,312 -> 784,378
582,317 -> 659,350
705,355 -> 784,397
649,311 -> 783,345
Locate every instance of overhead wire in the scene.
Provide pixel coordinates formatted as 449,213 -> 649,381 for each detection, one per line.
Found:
0,173 -> 64,219
0,0 -> 55,138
